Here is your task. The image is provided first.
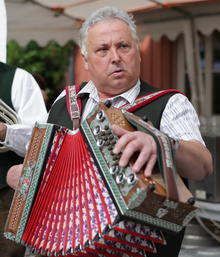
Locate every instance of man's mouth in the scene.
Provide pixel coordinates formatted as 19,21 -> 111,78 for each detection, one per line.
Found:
111,69 -> 124,75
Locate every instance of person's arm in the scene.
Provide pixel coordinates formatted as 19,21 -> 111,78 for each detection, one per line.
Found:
112,94 -> 213,181
160,93 -> 213,180
1,68 -> 47,157
112,125 -> 212,181
174,139 -> 212,180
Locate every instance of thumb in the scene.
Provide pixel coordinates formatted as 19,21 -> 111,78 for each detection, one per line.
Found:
111,124 -> 128,137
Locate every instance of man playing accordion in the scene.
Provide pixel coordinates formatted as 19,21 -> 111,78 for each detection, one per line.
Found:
7,6 -> 212,257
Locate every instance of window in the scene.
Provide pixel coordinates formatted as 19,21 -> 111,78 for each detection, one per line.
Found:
176,31 -> 220,115
176,31 -> 220,134
198,30 -> 220,115
212,30 -> 220,114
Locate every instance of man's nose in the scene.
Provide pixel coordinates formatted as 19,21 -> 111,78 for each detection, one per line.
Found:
110,49 -> 120,63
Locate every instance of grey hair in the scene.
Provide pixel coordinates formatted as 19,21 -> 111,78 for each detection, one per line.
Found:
78,6 -> 139,59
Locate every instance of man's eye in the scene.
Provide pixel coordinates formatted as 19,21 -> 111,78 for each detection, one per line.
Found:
120,44 -> 128,49
119,44 -> 130,52
96,48 -> 107,56
99,48 -> 107,52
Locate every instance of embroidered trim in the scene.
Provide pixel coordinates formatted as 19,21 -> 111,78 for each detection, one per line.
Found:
66,86 -> 182,120
120,89 -> 182,112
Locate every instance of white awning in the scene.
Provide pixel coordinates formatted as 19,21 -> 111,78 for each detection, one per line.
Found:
196,14 -> 220,35
5,0 -> 79,46
5,0 -> 220,46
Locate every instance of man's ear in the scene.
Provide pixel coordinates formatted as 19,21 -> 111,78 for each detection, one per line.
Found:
81,54 -> 89,71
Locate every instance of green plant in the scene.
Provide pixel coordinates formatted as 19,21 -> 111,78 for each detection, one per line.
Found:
7,39 -> 75,109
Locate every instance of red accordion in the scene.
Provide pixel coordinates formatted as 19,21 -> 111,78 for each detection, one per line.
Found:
4,103 -> 197,256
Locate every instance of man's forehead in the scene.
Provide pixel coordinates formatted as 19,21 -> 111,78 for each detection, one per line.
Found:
87,20 -> 132,40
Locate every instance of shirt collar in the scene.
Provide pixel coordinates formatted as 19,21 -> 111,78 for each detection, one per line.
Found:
77,79 -> 140,105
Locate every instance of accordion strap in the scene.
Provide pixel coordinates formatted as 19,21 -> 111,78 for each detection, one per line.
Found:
120,89 -> 183,112
66,85 -> 81,130
66,85 -> 182,125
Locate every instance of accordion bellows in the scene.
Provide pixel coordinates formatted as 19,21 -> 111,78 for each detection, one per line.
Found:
4,103 -> 197,256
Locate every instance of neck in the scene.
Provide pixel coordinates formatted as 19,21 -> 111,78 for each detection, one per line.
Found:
98,91 -> 118,102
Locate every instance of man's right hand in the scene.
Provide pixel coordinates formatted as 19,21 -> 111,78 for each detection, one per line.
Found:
0,122 -> 7,141
6,164 -> 23,190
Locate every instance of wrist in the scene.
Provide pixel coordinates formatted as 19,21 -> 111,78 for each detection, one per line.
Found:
171,138 -> 180,154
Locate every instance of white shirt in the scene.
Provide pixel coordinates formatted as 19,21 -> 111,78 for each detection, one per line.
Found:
1,67 -> 48,157
54,79 -> 204,145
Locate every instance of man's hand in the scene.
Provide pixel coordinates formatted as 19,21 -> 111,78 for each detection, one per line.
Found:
111,124 -> 157,177
6,164 -> 23,190
0,122 -> 7,141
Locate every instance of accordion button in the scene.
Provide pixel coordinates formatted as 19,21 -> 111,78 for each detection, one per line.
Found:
127,173 -> 138,185
93,125 -> 101,135
111,139 -> 116,145
113,154 -> 121,161
100,131 -> 106,136
96,110 -> 105,121
110,165 -> 120,175
188,197 -> 196,206
102,135 -> 108,140
105,140 -> 110,146
142,115 -> 149,122
112,155 -> 118,160
97,138 -> 105,147
109,134 -> 114,140
107,145 -> 112,150
148,183 -> 156,192
116,172 -> 126,184
106,129 -> 111,135
105,100 -> 112,108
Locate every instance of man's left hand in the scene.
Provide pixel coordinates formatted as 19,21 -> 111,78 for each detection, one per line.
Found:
112,124 -> 157,177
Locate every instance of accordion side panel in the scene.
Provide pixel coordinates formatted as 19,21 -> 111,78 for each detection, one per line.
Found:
81,103 -> 198,233
4,122 -> 56,243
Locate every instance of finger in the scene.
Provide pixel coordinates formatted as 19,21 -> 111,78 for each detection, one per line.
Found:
143,154 -> 158,177
112,125 -> 132,155
118,139 -> 139,167
111,124 -> 128,137
131,146 -> 157,174
117,132 -> 151,168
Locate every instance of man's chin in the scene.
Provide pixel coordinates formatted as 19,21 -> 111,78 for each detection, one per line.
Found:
112,79 -> 134,91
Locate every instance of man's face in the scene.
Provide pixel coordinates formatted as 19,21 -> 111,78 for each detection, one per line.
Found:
82,19 -> 141,100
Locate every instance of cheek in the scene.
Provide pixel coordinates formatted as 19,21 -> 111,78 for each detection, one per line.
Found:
90,58 -> 108,73
87,60 -> 109,81
134,54 -> 141,68
126,55 -> 140,71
